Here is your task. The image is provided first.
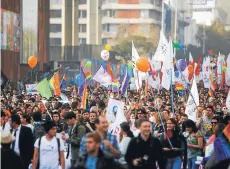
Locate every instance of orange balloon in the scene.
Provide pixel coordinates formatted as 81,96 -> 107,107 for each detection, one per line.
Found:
28,56 -> 37,68
136,57 -> 150,72
188,65 -> 193,73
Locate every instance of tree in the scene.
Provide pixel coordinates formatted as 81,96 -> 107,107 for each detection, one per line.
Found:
113,24 -> 160,60
196,20 -> 230,56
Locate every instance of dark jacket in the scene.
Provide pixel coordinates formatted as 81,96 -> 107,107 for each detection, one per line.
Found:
72,148 -> 124,169
11,125 -> 34,169
1,145 -> 24,169
67,123 -> 86,160
125,134 -> 165,169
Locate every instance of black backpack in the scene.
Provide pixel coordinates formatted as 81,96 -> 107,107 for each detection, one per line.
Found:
36,137 -> 61,169
33,123 -> 46,140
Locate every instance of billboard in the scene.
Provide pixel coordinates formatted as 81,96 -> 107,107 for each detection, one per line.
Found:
1,9 -> 20,51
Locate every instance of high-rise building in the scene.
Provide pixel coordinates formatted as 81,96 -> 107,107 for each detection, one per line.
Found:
101,0 -> 162,45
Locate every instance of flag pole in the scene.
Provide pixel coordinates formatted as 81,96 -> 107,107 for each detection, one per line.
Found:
161,0 -> 164,33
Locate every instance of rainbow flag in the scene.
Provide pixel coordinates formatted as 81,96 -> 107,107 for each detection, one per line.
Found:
49,71 -> 61,96
175,84 -> 184,91
112,81 -> 119,92
85,72 -> 92,82
81,84 -> 88,109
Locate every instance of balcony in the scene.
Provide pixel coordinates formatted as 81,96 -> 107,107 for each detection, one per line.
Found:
102,17 -> 161,24
101,3 -> 161,12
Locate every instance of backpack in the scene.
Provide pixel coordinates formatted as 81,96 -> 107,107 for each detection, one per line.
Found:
33,123 -> 46,140
36,137 -> 61,169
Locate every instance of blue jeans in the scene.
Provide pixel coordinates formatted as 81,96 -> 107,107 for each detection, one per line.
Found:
166,156 -> 182,169
188,157 -> 199,169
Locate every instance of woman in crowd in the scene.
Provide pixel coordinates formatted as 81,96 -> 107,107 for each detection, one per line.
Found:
184,119 -> 204,169
20,113 -> 34,131
160,118 -> 187,169
119,122 -> 134,169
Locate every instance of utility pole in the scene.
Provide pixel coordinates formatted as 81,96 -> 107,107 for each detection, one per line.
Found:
202,24 -> 206,54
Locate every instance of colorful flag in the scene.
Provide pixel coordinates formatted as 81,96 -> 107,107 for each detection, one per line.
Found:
195,56 -> 202,76
208,88 -> 214,97
112,81 -> 119,92
78,67 -> 86,96
49,71 -> 61,96
85,72 -> 92,82
60,74 -> 67,91
120,69 -> 130,95
81,84 -> 88,109
36,78 -> 52,99
175,83 -> 184,91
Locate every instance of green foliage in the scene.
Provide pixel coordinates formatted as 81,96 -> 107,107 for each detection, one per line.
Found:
113,35 -> 153,59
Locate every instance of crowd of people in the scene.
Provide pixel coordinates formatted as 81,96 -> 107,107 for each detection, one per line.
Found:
0,81 -> 230,169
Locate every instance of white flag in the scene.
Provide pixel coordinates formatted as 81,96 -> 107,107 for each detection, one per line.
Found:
92,66 -> 112,87
153,31 -> 168,62
202,57 -> 211,89
217,52 -> 222,85
226,54 -> 230,86
132,41 -> 142,90
147,72 -> 161,89
185,77 -> 199,122
161,69 -> 171,90
226,90 -> 230,111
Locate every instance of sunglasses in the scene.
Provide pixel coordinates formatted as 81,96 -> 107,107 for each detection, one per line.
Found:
211,122 -> 217,125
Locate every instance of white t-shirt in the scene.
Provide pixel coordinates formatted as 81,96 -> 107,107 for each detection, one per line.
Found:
119,136 -> 132,164
34,136 -> 64,169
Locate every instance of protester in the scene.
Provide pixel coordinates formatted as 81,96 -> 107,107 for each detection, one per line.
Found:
1,131 -> 24,169
160,118 -> 186,169
10,114 -> 34,169
20,113 -> 34,131
72,132 -> 124,169
184,119 -> 204,169
80,116 -> 120,158
52,110 -> 63,133
62,111 -> 86,166
125,119 -> 165,169
32,121 -> 65,169
119,122 -> 134,168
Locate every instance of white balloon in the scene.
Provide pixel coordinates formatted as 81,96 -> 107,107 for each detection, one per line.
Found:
101,50 -> 110,61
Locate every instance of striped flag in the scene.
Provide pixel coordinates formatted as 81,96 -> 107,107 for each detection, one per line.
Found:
120,69 -> 130,95
81,84 -> 88,109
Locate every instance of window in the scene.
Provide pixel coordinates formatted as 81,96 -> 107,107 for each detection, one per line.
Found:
79,38 -> 86,44
50,0 -> 62,5
109,10 -> 116,17
50,24 -> 62,32
79,24 -> 87,32
102,38 -> 107,45
140,10 -> 149,18
50,38 -> 61,46
79,0 -> 87,4
50,10 -> 61,18
102,24 -> 117,32
79,10 -> 87,18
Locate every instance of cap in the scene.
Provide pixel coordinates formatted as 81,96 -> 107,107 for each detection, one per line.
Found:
64,111 -> 76,120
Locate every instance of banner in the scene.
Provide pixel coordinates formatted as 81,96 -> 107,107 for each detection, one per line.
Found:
107,98 -> 126,141
185,77 -> 199,122
25,84 -> 39,95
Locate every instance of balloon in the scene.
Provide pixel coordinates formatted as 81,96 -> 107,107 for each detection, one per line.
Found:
75,74 -> 84,87
136,57 -> 150,72
179,44 -> 184,50
85,61 -> 92,69
127,62 -> 133,69
28,56 -> 37,68
175,71 -> 180,77
188,65 -> 194,73
101,50 -> 110,61
222,66 -> 227,72
176,59 -> 187,71
173,42 -> 179,49
105,44 -> 111,51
